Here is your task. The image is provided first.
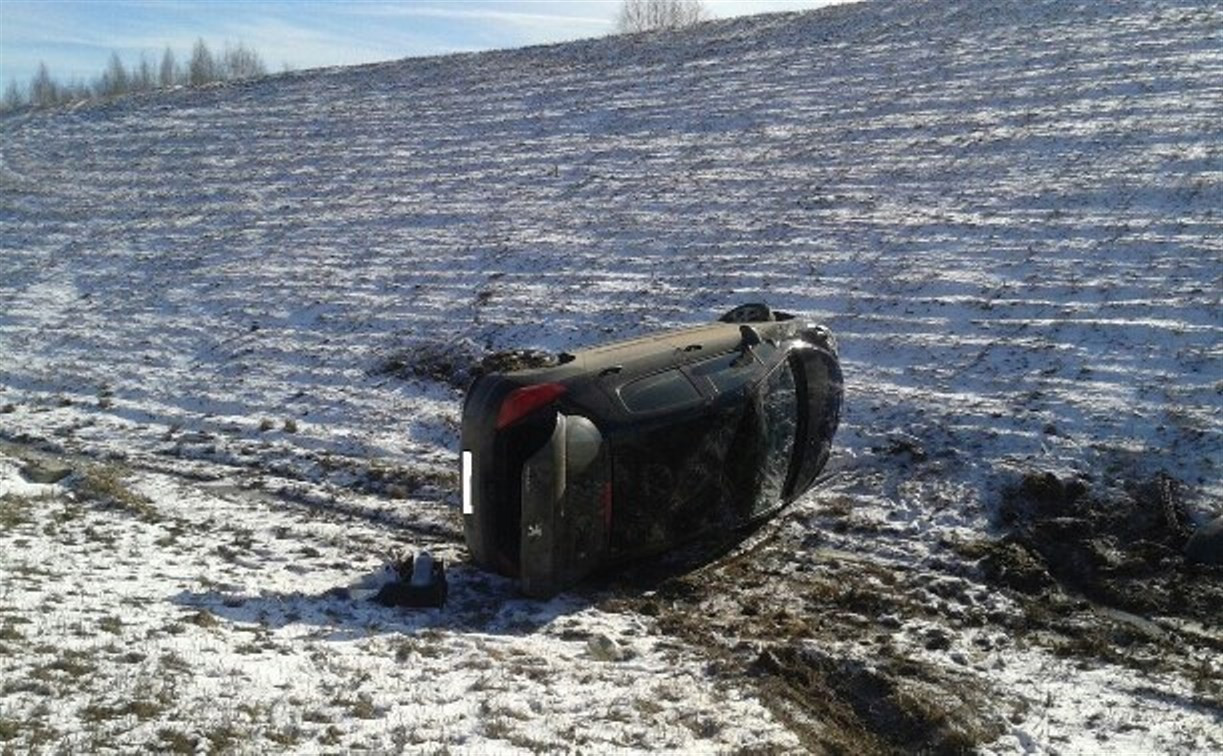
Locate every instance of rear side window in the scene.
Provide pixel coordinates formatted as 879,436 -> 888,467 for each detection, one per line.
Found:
689,352 -> 758,395
620,370 -> 701,413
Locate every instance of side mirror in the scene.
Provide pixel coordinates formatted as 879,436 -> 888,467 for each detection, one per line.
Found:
732,325 -> 762,367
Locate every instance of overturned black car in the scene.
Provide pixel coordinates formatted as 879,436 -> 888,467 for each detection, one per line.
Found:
461,304 -> 843,597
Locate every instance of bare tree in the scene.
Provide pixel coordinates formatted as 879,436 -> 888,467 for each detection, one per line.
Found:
132,54 -> 154,92
10,40 -> 275,110
220,42 -> 266,80
188,38 -> 217,86
2,80 -> 23,111
96,52 -> 130,97
617,0 -> 708,33
61,79 -> 91,104
159,46 -> 178,87
30,62 -> 59,108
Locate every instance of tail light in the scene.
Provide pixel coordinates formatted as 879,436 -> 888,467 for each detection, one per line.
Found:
496,383 -> 567,429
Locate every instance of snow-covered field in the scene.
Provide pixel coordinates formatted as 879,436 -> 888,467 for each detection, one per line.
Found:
2,0 -> 1220,751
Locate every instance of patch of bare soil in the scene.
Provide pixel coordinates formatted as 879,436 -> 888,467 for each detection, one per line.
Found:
598,469 -> 1222,751
753,643 -> 1001,755
598,522 -> 1017,754
475,349 -> 560,376
372,343 -> 557,390
372,342 -> 484,389
991,472 -> 1217,616
970,470 -> 1222,698
977,470 -> 1222,620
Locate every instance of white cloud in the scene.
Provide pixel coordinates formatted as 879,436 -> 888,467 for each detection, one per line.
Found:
345,3 -> 613,28
705,0 -> 853,18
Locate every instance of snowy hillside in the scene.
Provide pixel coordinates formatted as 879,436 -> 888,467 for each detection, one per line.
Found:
2,0 -> 1220,751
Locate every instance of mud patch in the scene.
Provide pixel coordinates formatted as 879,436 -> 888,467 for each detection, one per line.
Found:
372,341 -> 484,389
753,643 -> 1006,754
979,539 -> 1054,594
992,471 -> 1221,622
963,469 -> 1223,701
600,519 -> 1013,753
372,342 -> 558,390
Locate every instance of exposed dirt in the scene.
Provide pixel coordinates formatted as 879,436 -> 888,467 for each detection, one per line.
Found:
753,643 -> 1003,755
373,343 -> 558,390
987,471 -> 1219,624
598,523 -> 1020,753
372,341 -> 485,389
596,469 -> 1222,753
960,470 -> 1223,708
475,349 -> 560,376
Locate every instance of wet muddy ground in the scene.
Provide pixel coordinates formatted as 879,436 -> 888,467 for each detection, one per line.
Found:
597,468 -> 1222,753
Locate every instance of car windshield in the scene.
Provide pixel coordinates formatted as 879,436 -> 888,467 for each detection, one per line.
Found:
751,360 -> 799,513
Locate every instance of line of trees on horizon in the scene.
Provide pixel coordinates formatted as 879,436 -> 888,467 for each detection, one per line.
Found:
2,39 -> 274,113
5,1 -> 710,114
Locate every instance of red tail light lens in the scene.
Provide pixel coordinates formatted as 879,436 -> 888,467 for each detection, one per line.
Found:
496,383 -> 567,429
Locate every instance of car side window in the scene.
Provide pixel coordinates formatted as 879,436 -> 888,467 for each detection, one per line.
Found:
619,369 -> 701,413
689,351 -> 757,395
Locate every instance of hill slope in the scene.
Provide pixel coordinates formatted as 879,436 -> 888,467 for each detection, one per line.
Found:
1,0 -> 1220,751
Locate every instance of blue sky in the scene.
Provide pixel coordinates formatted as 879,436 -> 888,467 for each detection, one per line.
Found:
1,1 -> 844,88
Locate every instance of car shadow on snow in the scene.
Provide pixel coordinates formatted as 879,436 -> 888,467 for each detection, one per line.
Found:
169,561 -> 597,641
168,525 -> 771,642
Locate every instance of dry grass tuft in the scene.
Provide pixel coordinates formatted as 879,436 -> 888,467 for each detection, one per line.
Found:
75,464 -> 159,520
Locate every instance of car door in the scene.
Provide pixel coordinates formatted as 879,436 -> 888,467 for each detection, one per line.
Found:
608,367 -> 720,555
